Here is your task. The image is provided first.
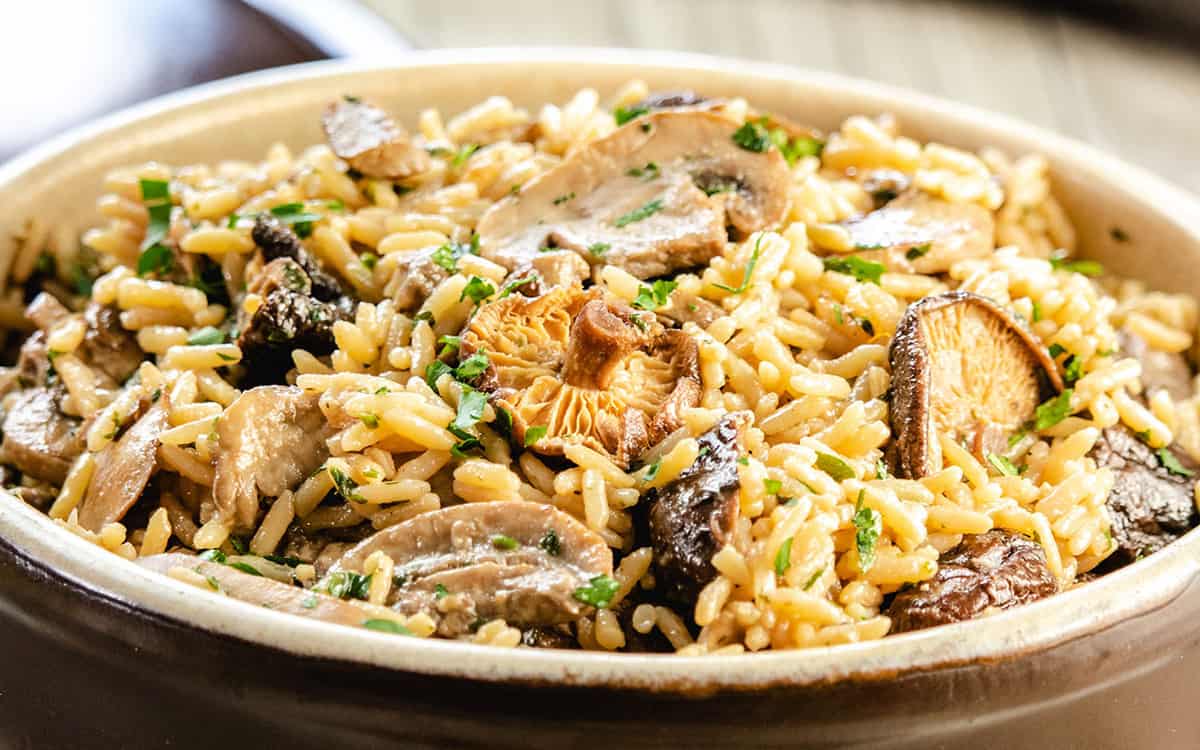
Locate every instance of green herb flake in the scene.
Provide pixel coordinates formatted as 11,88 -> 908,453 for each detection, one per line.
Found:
437,335 -> 462,357
459,276 -> 496,304
732,120 -> 772,153
321,571 -> 372,601
614,198 -> 665,228
632,278 -> 678,310
424,360 -> 452,389
450,386 -> 488,438
434,583 -> 450,600
587,242 -> 610,257
986,452 -> 1020,477
642,458 -> 663,483
328,465 -> 365,503
572,574 -> 620,608
822,255 -> 885,285
764,478 -> 782,495
362,619 -> 414,636
1048,343 -> 1067,359
802,567 -> 826,591
714,233 -> 764,294
905,244 -> 931,260
199,549 -> 227,564
268,202 -> 323,238
187,326 -> 225,346
815,452 -> 855,481
539,529 -> 561,556
1063,355 -> 1083,385
1158,447 -> 1195,477
626,162 -> 660,180
737,456 -> 750,466
853,490 -> 882,573
614,106 -> 649,126
524,425 -> 548,447
1008,427 -> 1030,449
454,350 -> 490,382
499,274 -> 538,299
875,459 -> 889,479
360,251 -> 379,271
491,534 -> 519,551
204,574 -> 222,591
1031,301 -> 1043,323
359,413 -> 380,429
228,561 -> 263,577
774,537 -> 793,577
136,244 -> 173,278
1034,389 -> 1074,431
1049,250 -> 1104,277
451,143 -> 479,168
552,192 -> 576,205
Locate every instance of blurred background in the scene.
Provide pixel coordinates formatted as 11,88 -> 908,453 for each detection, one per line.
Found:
2,0 -> 1197,188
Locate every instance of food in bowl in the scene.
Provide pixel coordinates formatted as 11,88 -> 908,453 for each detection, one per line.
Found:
3,81 -> 1197,654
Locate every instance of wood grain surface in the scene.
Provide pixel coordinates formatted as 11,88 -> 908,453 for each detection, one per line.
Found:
361,0 -> 1200,193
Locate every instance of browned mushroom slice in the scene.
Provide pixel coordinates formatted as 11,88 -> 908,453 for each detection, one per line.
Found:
1118,329 -> 1194,402
633,90 -> 717,111
80,303 -> 143,384
77,396 -> 169,532
327,501 -> 613,636
138,553 -> 400,628
644,412 -> 748,605
886,530 -> 1058,633
818,190 -> 995,274
460,286 -> 701,468
889,291 -> 1062,478
321,96 -> 431,180
0,388 -> 83,485
214,386 -> 334,532
475,110 -> 789,280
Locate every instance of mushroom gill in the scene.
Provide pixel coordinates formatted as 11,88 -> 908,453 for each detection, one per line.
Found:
460,286 -> 701,468
889,291 -> 1062,478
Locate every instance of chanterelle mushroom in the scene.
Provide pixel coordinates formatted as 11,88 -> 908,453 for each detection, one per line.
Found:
889,291 -> 1062,478
460,286 -> 701,468
321,96 -> 430,179
214,386 -> 334,532
475,110 -> 789,280
327,501 -> 613,636
816,190 -> 995,275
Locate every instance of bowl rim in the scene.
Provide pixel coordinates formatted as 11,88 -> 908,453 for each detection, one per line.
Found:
3,47 -> 1200,693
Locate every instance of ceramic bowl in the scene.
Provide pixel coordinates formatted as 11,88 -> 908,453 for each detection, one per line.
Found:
2,49 -> 1199,750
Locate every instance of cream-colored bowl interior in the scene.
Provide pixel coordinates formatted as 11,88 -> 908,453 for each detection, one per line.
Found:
2,49 -> 1198,691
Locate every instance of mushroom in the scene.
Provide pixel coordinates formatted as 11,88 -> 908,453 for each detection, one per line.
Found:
0,388 -> 83,485
459,286 -> 701,468
889,291 -> 1062,478
1118,329 -> 1194,402
644,412 -> 747,605
474,110 -> 790,281
321,96 -> 431,180
77,395 -> 169,532
213,386 -> 334,533
816,189 -> 995,275
326,500 -> 613,636
139,552 -> 403,628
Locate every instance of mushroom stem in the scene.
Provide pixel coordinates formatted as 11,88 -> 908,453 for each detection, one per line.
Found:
561,299 -> 645,390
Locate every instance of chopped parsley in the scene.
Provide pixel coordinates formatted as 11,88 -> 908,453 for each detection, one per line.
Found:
137,179 -> 174,277
359,413 -> 380,429
552,192 -> 575,205
524,425 -> 548,446
632,278 -> 678,310
1063,355 -> 1083,385
424,360 -> 452,389
362,619 -> 413,636
642,457 -> 663,482
269,202 -> 323,238
572,574 -> 620,608
853,490 -> 882,573
187,326 -> 225,346
1048,343 -> 1066,358
815,452 -> 855,481
614,106 -> 649,126
136,244 -> 173,278
360,251 -> 379,271
587,242 -> 610,257
774,537 -> 793,577
320,571 -> 372,601
539,529 -> 561,556
448,386 -> 488,449
450,143 -> 479,168
986,452 -> 1020,477
626,162 -> 660,180
905,244 -> 931,260
1034,389 -> 1074,430
614,198 -> 664,228
199,549 -> 227,563
764,478 -> 782,495
328,465 -> 365,503
499,274 -> 538,299
437,335 -> 461,357
459,276 -> 496,304
732,120 -> 772,152
802,567 -> 826,591
432,239 -> 480,273
454,349 -> 490,381
413,310 -> 435,327
491,534 -> 519,551
1049,250 -> 1104,277
822,255 -> 885,285
875,459 -> 889,480
227,562 -> 263,577
1008,427 -> 1030,449
1031,301 -> 1043,323
434,583 -> 450,600
1158,447 -> 1195,477
714,233 -> 764,294
229,537 -> 248,555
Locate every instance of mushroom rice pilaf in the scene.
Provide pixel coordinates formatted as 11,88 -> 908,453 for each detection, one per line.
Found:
4,82 -> 1199,653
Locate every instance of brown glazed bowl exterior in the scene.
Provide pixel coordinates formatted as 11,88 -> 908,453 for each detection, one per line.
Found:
2,50 -> 1200,749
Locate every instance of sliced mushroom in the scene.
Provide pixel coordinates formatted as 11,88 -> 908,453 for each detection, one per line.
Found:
327,500 -> 613,636
460,286 -> 701,468
889,291 -> 1062,478
644,412 -> 747,605
886,529 -> 1058,633
214,386 -> 334,532
1089,426 -> 1199,565
321,96 -> 431,180
475,110 -> 789,280
77,395 -> 169,532
633,90 -> 716,111
138,552 -> 401,628
817,190 -> 995,275
25,292 -> 70,330
0,387 -> 83,485
1118,329 -> 1194,402
81,303 -> 143,384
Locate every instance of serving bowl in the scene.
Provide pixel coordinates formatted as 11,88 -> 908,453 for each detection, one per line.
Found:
1,49 -> 1199,749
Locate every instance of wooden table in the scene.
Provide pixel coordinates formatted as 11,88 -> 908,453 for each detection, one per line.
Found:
362,0 -> 1200,193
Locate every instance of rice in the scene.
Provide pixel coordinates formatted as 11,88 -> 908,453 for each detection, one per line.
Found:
6,79 -> 1200,655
